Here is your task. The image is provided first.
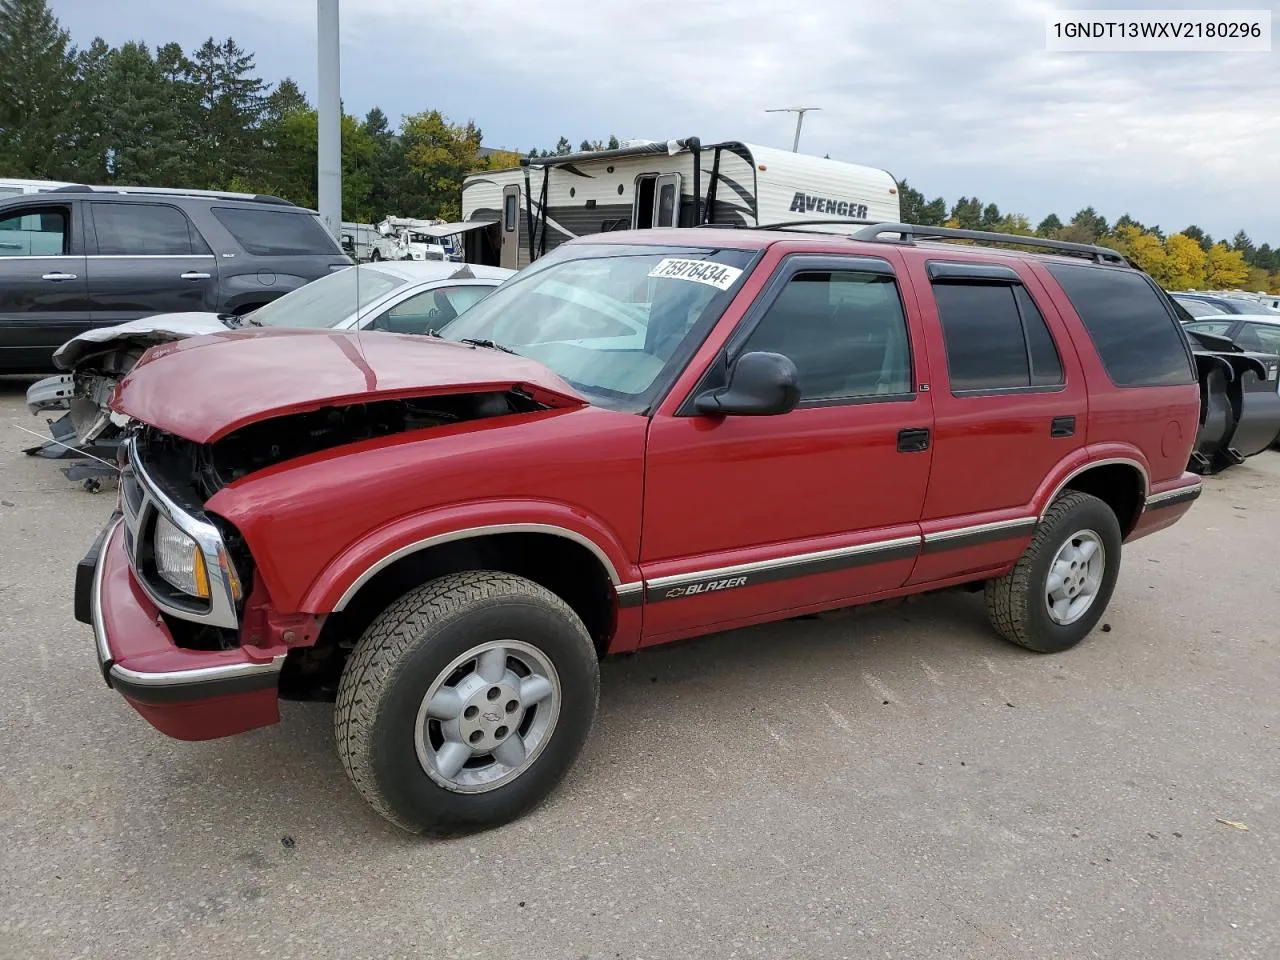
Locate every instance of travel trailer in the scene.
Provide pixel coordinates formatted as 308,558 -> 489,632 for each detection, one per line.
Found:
458,137 -> 901,269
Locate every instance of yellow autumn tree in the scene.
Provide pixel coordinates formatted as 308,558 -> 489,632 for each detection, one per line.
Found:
1161,233 -> 1208,289
1111,224 -> 1169,278
1205,243 -> 1250,288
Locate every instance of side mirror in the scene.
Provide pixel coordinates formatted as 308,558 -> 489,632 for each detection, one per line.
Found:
694,351 -> 800,417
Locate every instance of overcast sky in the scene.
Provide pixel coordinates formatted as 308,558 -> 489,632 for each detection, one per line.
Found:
52,0 -> 1280,243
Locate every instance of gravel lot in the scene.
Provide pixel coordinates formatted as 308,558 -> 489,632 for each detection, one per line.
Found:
1,376 -> 1278,960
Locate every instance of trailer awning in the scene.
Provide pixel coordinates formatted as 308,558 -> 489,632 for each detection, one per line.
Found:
416,221 -> 495,238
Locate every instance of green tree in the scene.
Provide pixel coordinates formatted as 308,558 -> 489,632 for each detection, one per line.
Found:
554,136 -> 571,155
994,213 -> 1033,235
919,196 -> 947,226
980,202 -> 1001,230
188,37 -> 268,189
606,134 -> 620,149
1180,224 -> 1212,252
1035,213 -> 1063,236
948,196 -> 983,229
1254,243 -> 1276,271
896,180 -> 928,224
60,36 -> 112,181
1230,230 -> 1254,263
0,0 -> 76,178
1057,207 -> 1108,244
99,41 -> 194,186
396,110 -> 485,220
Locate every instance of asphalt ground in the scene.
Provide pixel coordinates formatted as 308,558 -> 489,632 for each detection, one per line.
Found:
1,375 -> 1277,960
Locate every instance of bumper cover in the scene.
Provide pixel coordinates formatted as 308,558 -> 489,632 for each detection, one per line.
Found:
78,517 -> 285,740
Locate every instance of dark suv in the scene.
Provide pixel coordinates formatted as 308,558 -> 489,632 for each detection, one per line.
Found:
0,186 -> 352,372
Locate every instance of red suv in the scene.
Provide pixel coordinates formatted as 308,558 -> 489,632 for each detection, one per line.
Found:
76,223 -> 1204,835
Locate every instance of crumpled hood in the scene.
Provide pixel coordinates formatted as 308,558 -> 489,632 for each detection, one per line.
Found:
53,312 -> 229,370
112,327 -> 587,443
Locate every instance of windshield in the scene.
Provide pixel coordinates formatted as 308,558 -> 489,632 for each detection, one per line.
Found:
251,265 -> 406,328
437,244 -> 757,410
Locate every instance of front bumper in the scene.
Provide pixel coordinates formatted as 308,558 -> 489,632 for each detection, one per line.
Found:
77,516 -> 284,741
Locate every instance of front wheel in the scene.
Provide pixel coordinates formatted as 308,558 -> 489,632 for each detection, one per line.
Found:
335,571 -> 600,835
985,491 -> 1122,653
369,249 -> 382,261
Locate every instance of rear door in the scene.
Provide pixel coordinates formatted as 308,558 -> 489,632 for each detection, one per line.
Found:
900,257 -> 1087,585
86,201 -> 219,324
0,200 -> 91,372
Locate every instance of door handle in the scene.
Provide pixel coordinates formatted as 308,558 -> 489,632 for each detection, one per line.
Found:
1050,416 -> 1076,438
42,272 -> 77,281
897,427 -> 931,453
180,272 -> 212,280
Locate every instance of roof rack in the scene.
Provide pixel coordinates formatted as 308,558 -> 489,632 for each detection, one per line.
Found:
850,222 -> 1127,265
46,184 -> 296,206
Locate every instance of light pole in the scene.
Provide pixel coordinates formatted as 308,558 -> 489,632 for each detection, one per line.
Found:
317,0 -> 342,240
765,107 -> 820,153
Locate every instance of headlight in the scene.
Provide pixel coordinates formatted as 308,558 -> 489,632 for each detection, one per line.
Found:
153,513 -> 211,599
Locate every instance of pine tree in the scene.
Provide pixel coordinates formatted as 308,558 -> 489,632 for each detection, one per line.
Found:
187,37 -> 268,188
0,0 -> 76,177
1036,213 -> 1063,236
100,41 -> 195,186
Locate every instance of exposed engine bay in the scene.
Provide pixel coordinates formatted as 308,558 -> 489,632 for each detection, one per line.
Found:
136,390 -> 549,501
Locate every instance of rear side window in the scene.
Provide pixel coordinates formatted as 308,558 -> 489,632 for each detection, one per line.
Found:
1046,264 -> 1195,386
930,279 -> 1064,393
211,207 -> 341,256
0,206 -> 67,256
91,202 -> 209,256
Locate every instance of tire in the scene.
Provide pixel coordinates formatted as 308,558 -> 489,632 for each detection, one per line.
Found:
370,249 -> 381,261
985,491 -> 1122,654
335,571 -> 599,835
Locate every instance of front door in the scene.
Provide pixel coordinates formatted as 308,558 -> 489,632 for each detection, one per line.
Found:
0,200 -> 91,372
640,251 -> 934,642
500,185 -> 520,270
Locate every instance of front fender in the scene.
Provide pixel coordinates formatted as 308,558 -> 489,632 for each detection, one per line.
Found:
298,499 -> 641,613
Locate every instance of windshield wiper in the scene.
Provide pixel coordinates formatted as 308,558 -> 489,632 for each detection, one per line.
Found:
458,337 -> 517,355
218,313 -> 261,328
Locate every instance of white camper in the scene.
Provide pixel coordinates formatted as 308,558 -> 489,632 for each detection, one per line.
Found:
459,137 -> 901,269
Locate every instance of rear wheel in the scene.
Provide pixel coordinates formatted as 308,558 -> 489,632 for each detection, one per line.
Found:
370,249 -> 382,261
985,491 -> 1122,653
335,571 -> 600,835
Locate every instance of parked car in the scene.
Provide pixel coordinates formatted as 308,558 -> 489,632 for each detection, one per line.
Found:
1182,313 -> 1280,454
1182,313 -> 1280,356
78,223 -> 1205,836
0,185 -> 352,374
24,261 -> 513,469
1171,292 -> 1280,317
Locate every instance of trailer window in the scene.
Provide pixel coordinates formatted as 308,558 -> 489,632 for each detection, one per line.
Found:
503,194 -> 517,232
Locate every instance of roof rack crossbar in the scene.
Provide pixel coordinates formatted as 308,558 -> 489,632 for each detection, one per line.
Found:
850,222 -> 1126,264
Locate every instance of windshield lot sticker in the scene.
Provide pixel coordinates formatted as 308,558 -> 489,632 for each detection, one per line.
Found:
648,258 -> 743,290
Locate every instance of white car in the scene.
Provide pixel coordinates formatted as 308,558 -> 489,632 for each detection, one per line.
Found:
1182,313 -> 1280,358
25,261 -> 514,455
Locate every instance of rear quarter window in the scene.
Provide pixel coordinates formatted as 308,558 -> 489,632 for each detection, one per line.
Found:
1044,264 -> 1195,387
210,207 -> 342,256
